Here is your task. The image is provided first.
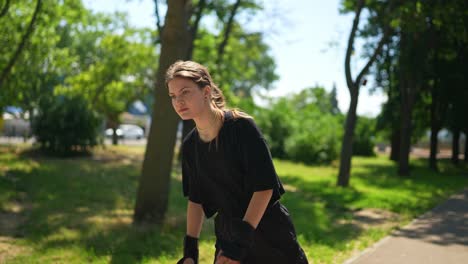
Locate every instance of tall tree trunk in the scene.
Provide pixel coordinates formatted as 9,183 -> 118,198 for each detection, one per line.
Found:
398,77 -> 415,176
429,87 -> 440,171
429,126 -> 439,171
337,0 -> 391,187
390,126 -> 400,161
451,128 -> 460,165
337,95 -> 358,187
428,24 -> 443,172
398,31 -> 421,177
133,0 -> 191,225
107,118 -> 120,145
112,129 -> 119,145
465,132 -> 468,162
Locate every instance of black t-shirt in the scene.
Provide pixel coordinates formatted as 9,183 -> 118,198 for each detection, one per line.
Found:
181,110 -> 285,219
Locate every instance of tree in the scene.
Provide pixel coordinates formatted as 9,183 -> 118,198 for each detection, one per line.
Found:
397,6 -> 430,176
180,0 -> 273,159
337,0 -> 393,187
56,25 -> 157,145
133,0 -> 192,224
134,0 -> 277,224
0,0 -> 89,133
373,40 -> 401,162
371,0 -> 468,171
194,27 -> 278,99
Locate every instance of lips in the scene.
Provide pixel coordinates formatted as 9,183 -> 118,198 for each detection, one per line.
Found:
179,108 -> 188,113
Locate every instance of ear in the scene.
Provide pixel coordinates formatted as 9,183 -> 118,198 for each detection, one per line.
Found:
203,85 -> 211,98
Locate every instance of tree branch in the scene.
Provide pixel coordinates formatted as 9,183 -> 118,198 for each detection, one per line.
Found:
344,0 -> 365,92
0,0 -> 10,18
355,26 -> 392,87
186,0 -> 206,59
153,0 -> 163,42
216,0 -> 241,66
0,0 -> 42,89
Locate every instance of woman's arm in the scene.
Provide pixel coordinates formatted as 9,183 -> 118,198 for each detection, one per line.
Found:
178,201 -> 204,264
215,190 -> 273,264
242,189 -> 273,229
187,200 -> 205,237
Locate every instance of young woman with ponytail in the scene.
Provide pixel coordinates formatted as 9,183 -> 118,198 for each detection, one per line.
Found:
167,61 -> 308,264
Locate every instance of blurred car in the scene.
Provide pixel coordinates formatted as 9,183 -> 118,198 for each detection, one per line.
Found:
105,124 -> 144,140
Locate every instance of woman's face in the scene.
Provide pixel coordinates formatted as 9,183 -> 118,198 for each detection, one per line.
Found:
168,77 -> 208,120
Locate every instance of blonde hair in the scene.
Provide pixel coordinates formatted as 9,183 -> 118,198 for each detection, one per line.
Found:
165,60 -> 253,120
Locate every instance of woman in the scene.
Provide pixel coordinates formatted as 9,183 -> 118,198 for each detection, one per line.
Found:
168,61 -> 308,264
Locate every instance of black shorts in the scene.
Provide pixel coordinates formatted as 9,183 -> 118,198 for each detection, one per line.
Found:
213,202 -> 309,264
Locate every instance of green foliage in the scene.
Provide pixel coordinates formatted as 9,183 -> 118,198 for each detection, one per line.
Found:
352,116 -> 376,156
255,97 -> 295,159
54,14 -> 157,134
193,25 -> 278,101
285,111 -> 342,164
32,95 -> 102,156
369,0 -> 468,153
0,0 -> 87,109
1,1 -> 156,141
256,86 -> 344,164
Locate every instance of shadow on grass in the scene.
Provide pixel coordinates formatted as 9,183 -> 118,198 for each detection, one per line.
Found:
352,158 -> 468,214
279,174 -> 365,247
1,147 -> 189,263
3,145 -> 468,262
277,157 -> 468,249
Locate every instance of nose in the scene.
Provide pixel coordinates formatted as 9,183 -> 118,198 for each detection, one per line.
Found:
175,96 -> 185,106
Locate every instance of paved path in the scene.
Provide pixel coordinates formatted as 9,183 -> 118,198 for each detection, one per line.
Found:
345,188 -> 468,264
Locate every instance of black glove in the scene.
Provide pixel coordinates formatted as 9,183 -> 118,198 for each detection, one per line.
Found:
216,219 -> 255,261
177,235 -> 199,264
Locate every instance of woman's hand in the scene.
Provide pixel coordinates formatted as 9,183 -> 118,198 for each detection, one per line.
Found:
182,258 -> 195,264
215,250 -> 241,264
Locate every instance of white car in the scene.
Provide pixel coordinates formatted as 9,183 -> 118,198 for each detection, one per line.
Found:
105,124 -> 144,140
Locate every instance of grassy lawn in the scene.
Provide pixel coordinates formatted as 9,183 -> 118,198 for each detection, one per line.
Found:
0,144 -> 467,263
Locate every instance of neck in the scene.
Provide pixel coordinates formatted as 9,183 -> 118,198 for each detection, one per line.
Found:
194,107 -> 224,141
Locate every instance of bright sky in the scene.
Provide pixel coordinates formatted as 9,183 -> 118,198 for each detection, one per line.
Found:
84,0 -> 387,117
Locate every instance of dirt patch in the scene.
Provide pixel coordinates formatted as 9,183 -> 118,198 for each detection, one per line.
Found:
90,147 -> 144,164
352,208 -> 400,229
339,208 -> 401,231
0,236 -> 30,263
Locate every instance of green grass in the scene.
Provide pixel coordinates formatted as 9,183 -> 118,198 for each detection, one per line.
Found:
0,144 -> 467,264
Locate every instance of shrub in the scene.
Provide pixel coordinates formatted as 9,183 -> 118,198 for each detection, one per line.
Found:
285,111 -> 342,164
352,116 -> 376,156
32,95 -> 102,156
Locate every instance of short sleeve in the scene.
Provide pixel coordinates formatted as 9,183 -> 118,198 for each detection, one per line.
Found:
237,118 -> 285,198
182,142 -> 202,204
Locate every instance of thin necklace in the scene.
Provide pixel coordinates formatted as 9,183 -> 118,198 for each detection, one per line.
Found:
197,109 -> 223,139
